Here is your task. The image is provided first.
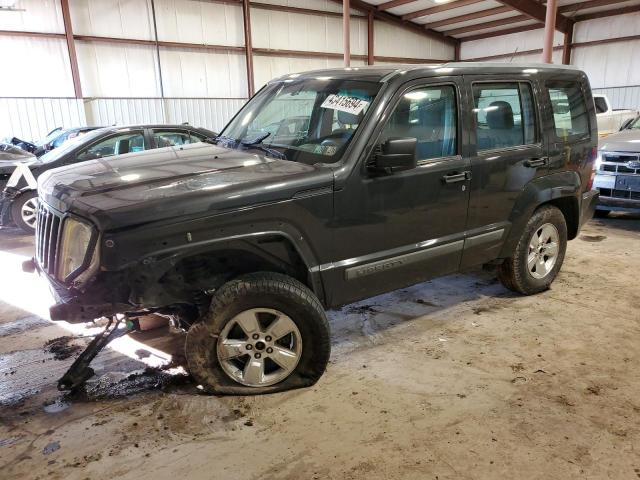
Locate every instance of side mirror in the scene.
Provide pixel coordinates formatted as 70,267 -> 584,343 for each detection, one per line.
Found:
371,137 -> 417,174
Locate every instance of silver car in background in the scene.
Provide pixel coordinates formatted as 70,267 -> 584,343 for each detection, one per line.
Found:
593,115 -> 640,216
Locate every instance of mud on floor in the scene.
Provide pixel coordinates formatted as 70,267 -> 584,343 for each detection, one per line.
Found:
1,215 -> 640,480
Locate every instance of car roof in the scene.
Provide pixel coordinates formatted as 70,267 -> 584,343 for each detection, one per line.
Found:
270,62 -> 583,84
90,124 -> 214,134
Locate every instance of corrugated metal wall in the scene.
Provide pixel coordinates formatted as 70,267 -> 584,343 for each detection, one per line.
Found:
0,98 -> 85,141
84,97 -> 246,132
0,0 -> 454,141
592,86 -> 640,110
459,13 -> 640,110
459,28 -> 565,63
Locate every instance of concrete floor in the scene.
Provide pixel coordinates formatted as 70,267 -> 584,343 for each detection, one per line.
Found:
0,215 -> 639,480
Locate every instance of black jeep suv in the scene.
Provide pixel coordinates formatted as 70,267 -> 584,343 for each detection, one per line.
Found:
28,63 -> 598,395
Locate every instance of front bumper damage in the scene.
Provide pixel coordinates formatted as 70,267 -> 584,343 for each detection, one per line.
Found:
0,187 -> 18,226
22,257 -> 131,323
22,257 -> 135,391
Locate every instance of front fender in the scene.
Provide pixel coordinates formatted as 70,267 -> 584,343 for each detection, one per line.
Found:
498,171 -> 581,258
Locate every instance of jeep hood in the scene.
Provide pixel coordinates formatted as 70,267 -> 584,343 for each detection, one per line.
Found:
38,142 -> 334,229
599,129 -> 640,152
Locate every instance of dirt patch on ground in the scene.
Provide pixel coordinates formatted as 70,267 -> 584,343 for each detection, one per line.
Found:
43,336 -> 82,361
580,234 -> 607,242
1,217 -> 640,480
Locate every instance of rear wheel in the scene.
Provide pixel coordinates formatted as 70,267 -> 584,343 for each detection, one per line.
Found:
498,205 -> 567,295
11,191 -> 38,233
185,272 -> 331,395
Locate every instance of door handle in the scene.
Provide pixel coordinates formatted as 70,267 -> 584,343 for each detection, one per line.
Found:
442,171 -> 471,184
524,157 -> 549,168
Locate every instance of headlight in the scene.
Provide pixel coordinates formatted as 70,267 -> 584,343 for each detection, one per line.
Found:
57,217 -> 98,283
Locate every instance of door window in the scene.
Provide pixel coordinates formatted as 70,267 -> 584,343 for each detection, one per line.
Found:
594,96 -> 607,114
473,82 -> 537,151
379,85 -> 457,161
77,132 -> 145,161
547,82 -> 589,139
153,130 -> 201,148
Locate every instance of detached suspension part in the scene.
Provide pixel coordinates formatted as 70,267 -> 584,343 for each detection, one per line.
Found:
57,316 -> 129,391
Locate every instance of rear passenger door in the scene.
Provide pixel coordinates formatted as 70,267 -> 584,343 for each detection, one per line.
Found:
461,76 -> 547,268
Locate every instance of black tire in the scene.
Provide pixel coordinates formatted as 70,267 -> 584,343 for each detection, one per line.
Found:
594,209 -> 610,218
498,205 -> 568,295
11,190 -> 38,233
185,272 -> 331,395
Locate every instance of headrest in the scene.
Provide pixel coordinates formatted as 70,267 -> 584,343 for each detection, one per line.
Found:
118,139 -> 130,154
486,101 -> 514,129
338,109 -> 362,126
421,100 -> 444,128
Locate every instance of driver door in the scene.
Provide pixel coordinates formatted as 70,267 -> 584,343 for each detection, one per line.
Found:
324,78 -> 472,307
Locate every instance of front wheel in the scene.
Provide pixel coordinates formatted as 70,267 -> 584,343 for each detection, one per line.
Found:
11,191 -> 38,233
498,205 -> 568,295
185,272 -> 331,395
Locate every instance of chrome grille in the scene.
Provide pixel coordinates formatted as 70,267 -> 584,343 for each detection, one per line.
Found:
599,151 -> 640,175
35,202 -> 63,277
602,152 -> 640,163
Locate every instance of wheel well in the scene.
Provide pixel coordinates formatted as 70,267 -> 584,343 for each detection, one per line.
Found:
158,235 -> 312,297
540,196 -> 579,240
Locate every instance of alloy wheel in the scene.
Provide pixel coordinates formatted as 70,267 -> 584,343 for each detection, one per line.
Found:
217,308 -> 302,387
527,223 -> 560,279
21,197 -> 38,229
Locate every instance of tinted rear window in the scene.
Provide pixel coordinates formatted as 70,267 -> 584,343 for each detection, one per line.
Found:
547,82 -> 590,140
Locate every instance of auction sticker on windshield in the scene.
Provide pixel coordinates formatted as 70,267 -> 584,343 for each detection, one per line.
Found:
321,95 -> 369,116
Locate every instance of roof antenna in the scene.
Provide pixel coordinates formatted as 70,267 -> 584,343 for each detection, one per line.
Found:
509,47 -> 519,63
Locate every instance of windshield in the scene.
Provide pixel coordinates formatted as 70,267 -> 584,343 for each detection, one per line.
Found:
220,77 -> 381,164
37,128 -> 64,146
38,129 -> 106,164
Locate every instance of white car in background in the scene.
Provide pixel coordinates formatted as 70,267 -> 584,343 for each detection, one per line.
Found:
593,94 -> 639,136
593,114 -> 640,216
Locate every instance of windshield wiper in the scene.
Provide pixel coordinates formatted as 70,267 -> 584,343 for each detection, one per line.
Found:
239,133 -> 287,160
203,134 -> 237,145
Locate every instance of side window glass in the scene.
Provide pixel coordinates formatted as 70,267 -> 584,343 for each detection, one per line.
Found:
153,130 -> 192,148
548,82 -> 589,139
189,132 -> 206,143
473,82 -> 536,151
77,132 -> 145,161
379,85 -> 457,161
594,96 -> 607,114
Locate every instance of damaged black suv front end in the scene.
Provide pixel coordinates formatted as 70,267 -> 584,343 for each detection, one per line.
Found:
24,198 -> 132,323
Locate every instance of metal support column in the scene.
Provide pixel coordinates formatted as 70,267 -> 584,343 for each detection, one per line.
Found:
242,0 -> 255,97
542,0 -> 558,63
562,21 -> 574,65
367,10 -> 374,65
60,0 -> 82,98
344,0 -> 351,67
